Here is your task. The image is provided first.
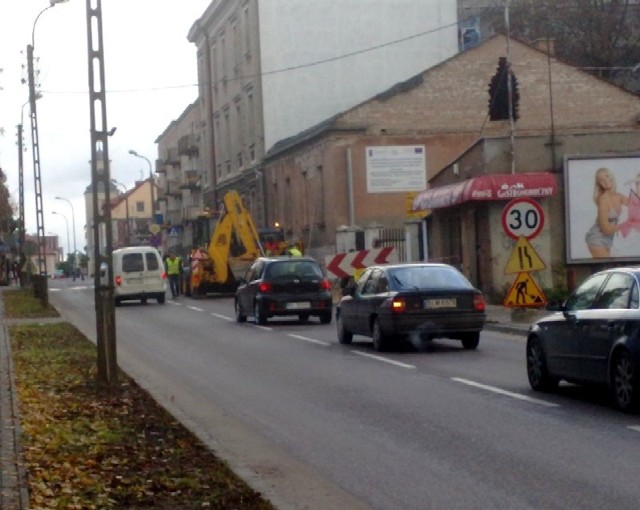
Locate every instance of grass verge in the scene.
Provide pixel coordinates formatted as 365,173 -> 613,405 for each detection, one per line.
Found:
5,289 -> 275,509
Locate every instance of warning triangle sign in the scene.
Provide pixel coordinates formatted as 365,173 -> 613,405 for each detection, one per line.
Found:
504,237 -> 546,275
504,272 -> 547,308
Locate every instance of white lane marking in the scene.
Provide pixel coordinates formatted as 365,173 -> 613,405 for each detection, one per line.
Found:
351,351 -> 416,369
211,313 -> 234,322
254,324 -> 272,331
452,378 -> 559,407
168,301 -> 181,306
627,426 -> 640,433
187,306 -> 204,312
287,334 -> 331,347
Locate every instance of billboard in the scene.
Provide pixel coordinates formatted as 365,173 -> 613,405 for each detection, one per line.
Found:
565,155 -> 640,263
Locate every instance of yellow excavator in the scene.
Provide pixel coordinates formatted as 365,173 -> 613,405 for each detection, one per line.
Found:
186,191 -> 265,296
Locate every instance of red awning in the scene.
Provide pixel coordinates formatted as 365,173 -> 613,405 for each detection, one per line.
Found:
412,172 -> 558,211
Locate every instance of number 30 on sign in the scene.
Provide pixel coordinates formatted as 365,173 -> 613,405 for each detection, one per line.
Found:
501,198 -> 545,240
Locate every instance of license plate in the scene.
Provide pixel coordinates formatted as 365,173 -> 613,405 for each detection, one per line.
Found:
424,298 -> 457,309
286,302 -> 311,310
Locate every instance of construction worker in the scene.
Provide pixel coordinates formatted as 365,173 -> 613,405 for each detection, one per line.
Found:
165,250 -> 182,298
287,244 -> 302,256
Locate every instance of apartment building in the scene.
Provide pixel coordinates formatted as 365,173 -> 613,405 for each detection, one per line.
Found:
186,0 -> 460,228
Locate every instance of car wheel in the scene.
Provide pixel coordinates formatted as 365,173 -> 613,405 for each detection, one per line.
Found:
319,311 -> 332,325
461,332 -> 480,350
254,301 -> 267,325
298,313 -> 310,323
336,312 -> 352,344
372,319 -> 388,352
235,299 -> 247,323
157,294 -> 165,304
611,350 -> 639,412
527,336 -> 559,392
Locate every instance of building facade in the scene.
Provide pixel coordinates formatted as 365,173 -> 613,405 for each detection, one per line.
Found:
261,35 -> 640,299
185,0 -> 459,227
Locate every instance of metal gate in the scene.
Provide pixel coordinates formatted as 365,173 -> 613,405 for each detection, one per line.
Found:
375,228 -> 406,262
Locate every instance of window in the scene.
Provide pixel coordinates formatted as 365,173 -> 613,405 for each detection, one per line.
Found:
122,253 -> 144,273
565,273 -> 609,311
145,252 -> 159,271
136,201 -> 144,213
593,273 -> 636,309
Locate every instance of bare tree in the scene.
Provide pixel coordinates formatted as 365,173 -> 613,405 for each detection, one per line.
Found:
485,0 -> 640,85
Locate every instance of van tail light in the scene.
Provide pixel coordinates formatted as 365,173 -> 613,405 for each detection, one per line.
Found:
320,279 -> 331,290
390,297 -> 406,313
473,294 -> 486,312
161,271 -> 168,280
258,282 -> 272,293
115,275 -> 122,287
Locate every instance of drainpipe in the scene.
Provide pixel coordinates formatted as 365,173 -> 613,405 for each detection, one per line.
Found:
346,148 -> 355,226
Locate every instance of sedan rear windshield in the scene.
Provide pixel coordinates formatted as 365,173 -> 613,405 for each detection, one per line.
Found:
388,266 -> 472,290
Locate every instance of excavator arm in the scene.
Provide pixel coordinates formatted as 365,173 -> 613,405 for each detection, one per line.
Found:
206,190 -> 264,284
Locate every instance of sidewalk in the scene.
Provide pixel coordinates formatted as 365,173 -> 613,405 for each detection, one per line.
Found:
0,288 -> 543,509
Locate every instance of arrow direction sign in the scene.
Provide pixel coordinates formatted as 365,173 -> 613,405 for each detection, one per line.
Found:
325,247 -> 398,279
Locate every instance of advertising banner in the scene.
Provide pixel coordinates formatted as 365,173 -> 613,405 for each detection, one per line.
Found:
565,155 -> 640,263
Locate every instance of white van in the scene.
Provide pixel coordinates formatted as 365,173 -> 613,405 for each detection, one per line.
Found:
106,247 -> 167,305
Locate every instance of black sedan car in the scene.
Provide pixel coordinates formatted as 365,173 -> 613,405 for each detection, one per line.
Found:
336,263 -> 486,351
234,256 -> 333,325
527,266 -> 640,412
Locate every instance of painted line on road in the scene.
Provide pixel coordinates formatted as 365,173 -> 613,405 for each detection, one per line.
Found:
627,426 -> 640,433
287,334 -> 331,347
187,306 -> 204,312
211,313 -> 234,322
168,301 -> 181,306
351,351 -> 416,369
452,378 -> 559,407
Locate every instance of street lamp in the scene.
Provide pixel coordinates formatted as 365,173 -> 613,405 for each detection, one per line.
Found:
51,211 -> 70,256
128,150 -> 155,222
111,179 -> 130,245
27,0 -> 69,306
55,196 -> 77,268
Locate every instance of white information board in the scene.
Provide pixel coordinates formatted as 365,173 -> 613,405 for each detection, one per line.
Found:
366,146 -> 427,193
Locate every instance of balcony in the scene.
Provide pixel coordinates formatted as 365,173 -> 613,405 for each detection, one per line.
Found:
179,170 -> 202,190
164,179 -> 182,198
178,134 -> 199,156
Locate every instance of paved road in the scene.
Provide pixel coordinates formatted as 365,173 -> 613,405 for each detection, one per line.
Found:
49,280 -> 640,510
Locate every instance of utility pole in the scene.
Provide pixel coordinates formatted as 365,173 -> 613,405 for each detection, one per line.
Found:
86,0 -> 117,388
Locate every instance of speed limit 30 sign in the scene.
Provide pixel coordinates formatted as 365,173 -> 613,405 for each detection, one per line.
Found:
501,198 -> 544,240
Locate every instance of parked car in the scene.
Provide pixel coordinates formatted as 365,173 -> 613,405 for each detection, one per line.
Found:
527,267 -> 640,412
52,269 -> 65,279
234,256 -> 333,325
336,263 -> 486,351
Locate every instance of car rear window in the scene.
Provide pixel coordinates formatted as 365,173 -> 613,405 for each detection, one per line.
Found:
388,266 -> 472,290
122,253 -> 144,273
265,261 -> 322,281
146,252 -> 160,271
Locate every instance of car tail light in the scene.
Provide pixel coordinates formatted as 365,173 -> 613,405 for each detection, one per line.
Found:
320,279 -> 331,290
259,282 -> 272,293
391,297 -> 406,313
161,271 -> 167,280
473,294 -> 486,312
115,275 -> 122,287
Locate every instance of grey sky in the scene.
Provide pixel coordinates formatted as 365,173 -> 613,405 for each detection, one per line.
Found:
0,0 -> 211,254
